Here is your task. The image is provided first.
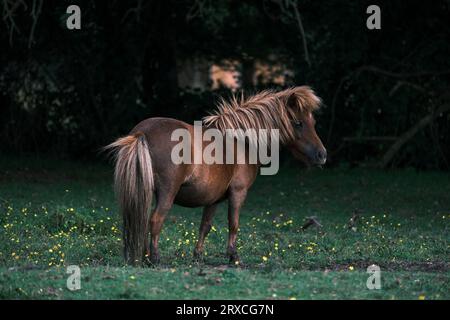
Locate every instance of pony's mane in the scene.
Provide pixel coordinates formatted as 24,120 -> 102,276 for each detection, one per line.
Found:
203,86 -> 321,144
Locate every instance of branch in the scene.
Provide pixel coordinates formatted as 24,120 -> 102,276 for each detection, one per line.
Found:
2,0 -> 24,19
290,1 -> 310,67
2,0 -> 22,45
274,0 -> 311,67
380,102 -> 450,168
357,66 -> 450,79
2,0 -> 30,46
326,65 -> 450,146
343,136 -> 398,142
301,216 -> 322,230
121,0 -> 144,24
28,0 -> 43,48
186,0 -> 208,21
389,81 -> 427,96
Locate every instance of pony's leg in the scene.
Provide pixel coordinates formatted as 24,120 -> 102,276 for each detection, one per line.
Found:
226,189 -> 247,264
193,203 -> 218,260
148,194 -> 175,264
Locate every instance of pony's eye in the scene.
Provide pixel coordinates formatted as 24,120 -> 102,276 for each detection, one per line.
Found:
294,121 -> 303,130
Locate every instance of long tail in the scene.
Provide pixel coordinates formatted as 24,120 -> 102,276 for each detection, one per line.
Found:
104,132 -> 154,265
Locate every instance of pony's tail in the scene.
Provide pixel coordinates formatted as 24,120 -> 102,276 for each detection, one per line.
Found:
104,132 -> 154,265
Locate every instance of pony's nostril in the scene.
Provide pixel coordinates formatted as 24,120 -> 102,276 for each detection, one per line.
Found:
317,149 -> 327,163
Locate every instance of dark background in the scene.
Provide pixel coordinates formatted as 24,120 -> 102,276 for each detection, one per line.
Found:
1,0 -> 449,169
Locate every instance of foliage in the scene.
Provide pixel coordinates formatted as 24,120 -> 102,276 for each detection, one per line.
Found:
0,0 -> 449,168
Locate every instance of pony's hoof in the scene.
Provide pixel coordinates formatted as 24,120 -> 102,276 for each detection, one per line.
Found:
228,253 -> 240,266
143,256 -> 154,267
193,250 -> 204,263
148,253 -> 160,265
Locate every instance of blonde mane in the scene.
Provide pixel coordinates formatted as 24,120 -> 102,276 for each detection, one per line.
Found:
203,86 -> 321,144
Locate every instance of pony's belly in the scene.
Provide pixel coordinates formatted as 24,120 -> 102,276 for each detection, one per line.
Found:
174,182 -> 228,207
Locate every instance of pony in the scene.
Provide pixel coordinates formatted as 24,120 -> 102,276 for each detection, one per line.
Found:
105,86 -> 326,265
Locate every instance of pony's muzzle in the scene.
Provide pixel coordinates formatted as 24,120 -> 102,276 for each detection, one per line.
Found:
306,145 -> 327,165
315,148 -> 327,165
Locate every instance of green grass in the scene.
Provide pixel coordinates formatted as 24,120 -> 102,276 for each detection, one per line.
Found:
0,156 -> 449,299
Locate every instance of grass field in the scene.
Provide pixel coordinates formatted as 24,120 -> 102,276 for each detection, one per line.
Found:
0,156 -> 449,299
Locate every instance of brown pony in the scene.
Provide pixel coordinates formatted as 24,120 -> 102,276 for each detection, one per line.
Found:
105,86 -> 326,265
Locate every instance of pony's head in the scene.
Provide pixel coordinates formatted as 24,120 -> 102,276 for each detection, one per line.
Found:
287,111 -> 327,166
280,87 -> 327,166
203,86 -> 327,166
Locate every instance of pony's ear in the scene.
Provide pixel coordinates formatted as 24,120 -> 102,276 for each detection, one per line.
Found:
283,86 -> 321,113
286,92 -> 299,110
